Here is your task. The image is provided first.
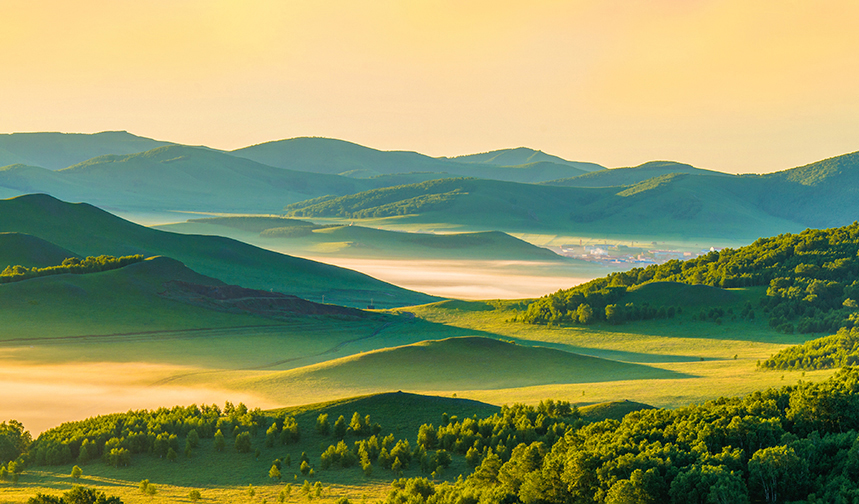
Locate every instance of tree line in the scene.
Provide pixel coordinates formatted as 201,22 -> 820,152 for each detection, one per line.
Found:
0,255 -> 145,284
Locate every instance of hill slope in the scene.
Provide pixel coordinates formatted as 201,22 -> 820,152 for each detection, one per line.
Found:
0,194 -> 438,307
0,131 -> 171,169
0,232 -> 80,268
238,336 -> 686,394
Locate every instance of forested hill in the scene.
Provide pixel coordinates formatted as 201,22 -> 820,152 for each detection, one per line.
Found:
284,150 -> 859,239
519,222 -> 859,334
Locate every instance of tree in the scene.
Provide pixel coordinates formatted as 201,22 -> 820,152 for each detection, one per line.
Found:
417,424 -> 438,449
235,432 -> 252,453
166,448 -> 177,463
145,484 -> 157,497
333,416 -> 347,439
300,460 -> 311,476
71,465 -> 82,481
577,303 -> 594,324
316,414 -> 331,436
186,429 -> 199,449
213,430 -> 225,452
748,445 -> 808,503
350,412 -> 365,435
189,489 -> 201,503
269,464 -> 282,481
247,484 -> 255,497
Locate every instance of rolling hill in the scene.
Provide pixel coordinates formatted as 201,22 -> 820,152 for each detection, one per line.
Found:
0,194 -> 438,307
0,255 -> 377,340
0,232 -> 80,268
0,131 -> 171,170
0,145 -> 379,213
157,216 -> 567,261
234,336 -> 687,396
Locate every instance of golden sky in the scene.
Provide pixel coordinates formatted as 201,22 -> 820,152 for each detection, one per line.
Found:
1,0 -> 857,173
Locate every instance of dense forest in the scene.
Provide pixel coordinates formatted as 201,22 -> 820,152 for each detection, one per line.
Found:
518,223 -> 859,334
762,327 -> 859,371
0,255 -> 145,284
384,368 -> 859,504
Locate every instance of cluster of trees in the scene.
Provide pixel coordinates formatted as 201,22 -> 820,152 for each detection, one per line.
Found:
382,368 -> 859,504
519,223 -> 859,332
27,486 -> 123,504
315,412 -> 382,439
762,326 -> 859,370
0,420 -> 30,483
416,400 -> 580,464
29,402 -> 272,467
0,255 -> 145,284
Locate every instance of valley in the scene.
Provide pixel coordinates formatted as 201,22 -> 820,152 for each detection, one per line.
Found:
1,133 -> 857,504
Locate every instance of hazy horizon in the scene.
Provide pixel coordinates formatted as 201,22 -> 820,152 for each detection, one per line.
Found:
2,1 -> 857,174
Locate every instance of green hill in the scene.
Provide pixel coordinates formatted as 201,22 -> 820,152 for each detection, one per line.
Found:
0,131 -> 170,170
238,336 -> 686,394
0,232 -> 80,268
272,391 -> 500,435
446,146 -> 604,172
0,194 -> 438,308
544,160 -> 730,187
756,150 -> 859,228
0,254 -> 378,340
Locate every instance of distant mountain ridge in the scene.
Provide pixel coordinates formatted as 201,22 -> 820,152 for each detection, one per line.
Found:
0,131 -> 171,170
231,137 -> 601,183
284,149 -> 859,240
445,146 -> 604,172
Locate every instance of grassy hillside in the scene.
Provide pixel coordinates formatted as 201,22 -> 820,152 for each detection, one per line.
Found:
0,194 -> 438,307
233,336 -> 686,395
0,232 -> 80,268
158,216 -> 567,262
0,131 -> 170,170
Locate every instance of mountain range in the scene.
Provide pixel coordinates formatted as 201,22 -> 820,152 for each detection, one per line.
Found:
0,131 -> 857,242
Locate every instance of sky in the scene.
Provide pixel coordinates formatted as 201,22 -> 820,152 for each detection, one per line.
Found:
1,0 -> 857,173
